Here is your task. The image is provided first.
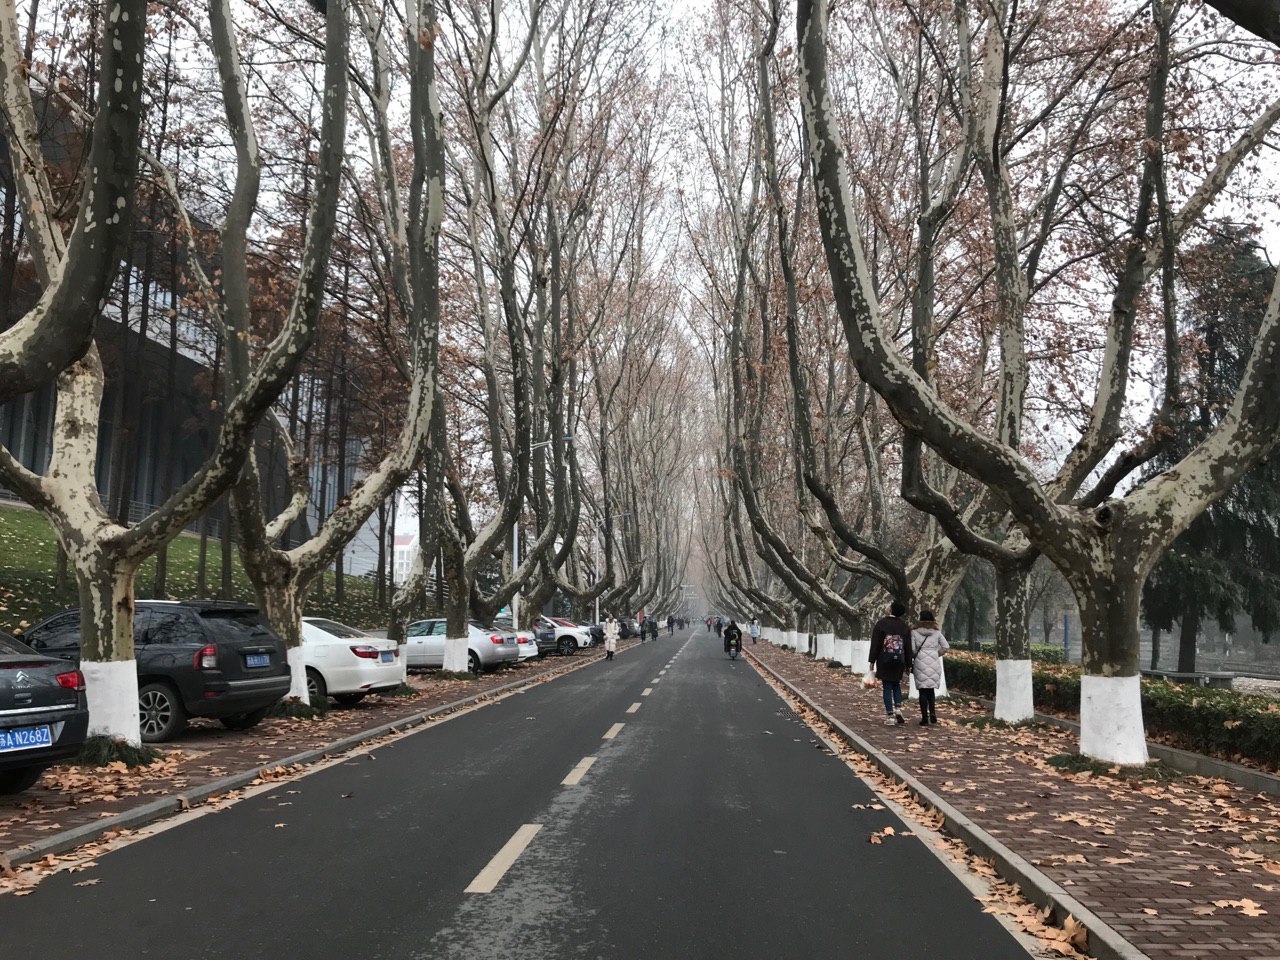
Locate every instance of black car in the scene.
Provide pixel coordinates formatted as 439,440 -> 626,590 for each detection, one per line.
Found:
23,601 -> 291,743
0,634 -> 89,793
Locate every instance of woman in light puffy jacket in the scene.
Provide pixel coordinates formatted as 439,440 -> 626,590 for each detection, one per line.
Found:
910,610 -> 949,726
603,615 -> 621,661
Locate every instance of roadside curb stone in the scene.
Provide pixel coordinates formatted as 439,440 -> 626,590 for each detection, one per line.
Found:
3,643 -> 628,868
749,648 -> 1154,960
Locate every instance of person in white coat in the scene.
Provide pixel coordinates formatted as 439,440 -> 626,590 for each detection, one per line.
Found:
910,609 -> 949,726
603,615 -> 621,661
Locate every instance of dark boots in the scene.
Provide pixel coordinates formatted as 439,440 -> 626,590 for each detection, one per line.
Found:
919,689 -> 938,725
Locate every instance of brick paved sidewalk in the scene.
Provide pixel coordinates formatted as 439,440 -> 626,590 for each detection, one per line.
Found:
1,642 -> 635,859
749,643 -> 1280,960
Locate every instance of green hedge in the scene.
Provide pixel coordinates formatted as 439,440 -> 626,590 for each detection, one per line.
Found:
946,652 -> 1280,769
972,641 -> 1068,664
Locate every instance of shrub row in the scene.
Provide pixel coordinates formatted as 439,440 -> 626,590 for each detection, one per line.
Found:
946,651 -> 1280,769
971,641 -> 1068,665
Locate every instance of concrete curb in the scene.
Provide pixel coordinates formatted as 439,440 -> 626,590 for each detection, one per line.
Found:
4,646 -> 619,869
948,692 -> 1280,799
747,651 -> 1151,960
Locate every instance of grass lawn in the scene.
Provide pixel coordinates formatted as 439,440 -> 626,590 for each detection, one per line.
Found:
0,505 -> 394,635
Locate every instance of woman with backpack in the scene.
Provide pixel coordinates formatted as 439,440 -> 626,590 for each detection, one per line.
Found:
911,610 -> 950,726
868,601 -> 913,725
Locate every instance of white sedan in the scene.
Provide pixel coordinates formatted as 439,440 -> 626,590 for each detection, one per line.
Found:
301,618 -> 401,705
494,619 -> 540,661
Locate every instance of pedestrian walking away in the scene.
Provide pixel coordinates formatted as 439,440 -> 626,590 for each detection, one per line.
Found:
713,617 -> 723,639
869,601 -> 913,725
911,610 -> 949,726
748,617 -> 760,644
603,615 -> 620,660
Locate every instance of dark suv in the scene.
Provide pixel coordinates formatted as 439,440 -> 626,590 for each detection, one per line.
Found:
1,634 -> 89,793
23,601 -> 291,743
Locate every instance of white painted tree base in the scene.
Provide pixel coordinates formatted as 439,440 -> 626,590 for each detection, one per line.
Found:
796,632 -> 810,655
834,638 -> 852,665
82,660 -> 141,745
849,640 -> 871,678
995,659 -> 1034,723
286,647 -> 309,702
816,633 -> 835,659
1080,674 -> 1149,765
443,637 -> 469,673
397,643 -> 408,683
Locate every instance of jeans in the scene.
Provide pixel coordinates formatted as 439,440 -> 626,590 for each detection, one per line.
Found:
881,680 -> 903,715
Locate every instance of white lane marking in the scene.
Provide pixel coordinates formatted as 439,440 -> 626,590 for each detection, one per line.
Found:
659,669 -> 667,675
627,702 -> 642,714
652,678 -> 661,684
465,824 -> 542,893
562,756 -> 597,786
603,722 -> 625,739
642,687 -> 653,696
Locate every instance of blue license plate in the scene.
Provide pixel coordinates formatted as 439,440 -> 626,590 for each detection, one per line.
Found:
380,651 -> 394,663
244,653 -> 271,668
0,724 -> 52,753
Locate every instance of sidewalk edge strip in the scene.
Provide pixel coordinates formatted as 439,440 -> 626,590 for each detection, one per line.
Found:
747,651 -> 1150,960
4,644 -> 628,869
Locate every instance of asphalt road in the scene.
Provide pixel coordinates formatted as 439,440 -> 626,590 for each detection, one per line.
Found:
0,629 -> 1031,959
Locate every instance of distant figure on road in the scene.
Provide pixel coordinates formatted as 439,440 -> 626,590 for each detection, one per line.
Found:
748,617 -> 760,644
668,617 -> 675,636
603,615 -> 620,660
723,620 -> 743,656
648,617 -> 659,641
869,601 -> 913,726
911,610 -> 949,726
706,617 -> 712,632
714,617 -> 723,639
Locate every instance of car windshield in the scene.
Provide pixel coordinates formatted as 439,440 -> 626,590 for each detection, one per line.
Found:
306,619 -> 368,639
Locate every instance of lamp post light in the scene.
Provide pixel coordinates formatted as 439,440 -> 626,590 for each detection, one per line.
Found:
512,435 -> 573,628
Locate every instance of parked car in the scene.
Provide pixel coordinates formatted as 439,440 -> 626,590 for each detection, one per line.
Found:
403,619 -> 519,673
530,623 -> 561,657
300,618 -> 401,705
619,618 -> 641,639
0,634 -> 89,794
537,616 -> 591,654
23,601 -> 291,743
552,617 -> 602,647
492,620 -> 540,662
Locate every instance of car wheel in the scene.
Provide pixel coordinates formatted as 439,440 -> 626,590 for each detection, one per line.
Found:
558,637 -> 576,656
0,765 -> 45,795
333,692 -> 366,706
220,706 -> 271,731
138,682 -> 187,743
306,668 -> 327,705
468,651 -> 482,674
